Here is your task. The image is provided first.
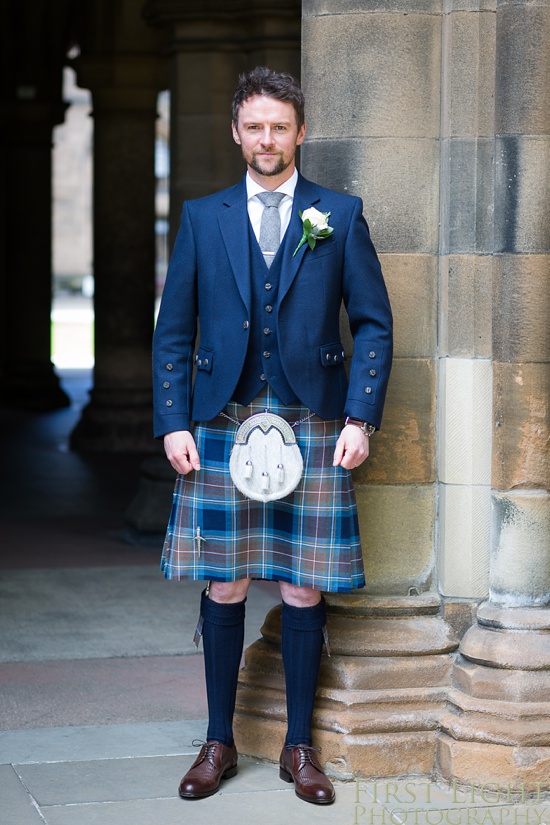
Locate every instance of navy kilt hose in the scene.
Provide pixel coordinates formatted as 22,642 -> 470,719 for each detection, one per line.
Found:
161,387 -> 365,593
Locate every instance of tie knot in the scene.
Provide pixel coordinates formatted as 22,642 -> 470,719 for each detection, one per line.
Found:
257,191 -> 285,208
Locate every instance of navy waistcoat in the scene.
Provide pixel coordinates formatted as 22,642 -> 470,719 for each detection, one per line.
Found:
232,222 -> 297,406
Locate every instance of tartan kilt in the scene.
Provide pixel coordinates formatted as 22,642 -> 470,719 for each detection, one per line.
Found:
160,386 -> 365,593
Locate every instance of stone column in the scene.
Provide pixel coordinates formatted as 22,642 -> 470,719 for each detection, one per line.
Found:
0,102 -> 70,410
439,0 -> 550,788
437,0 -> 495,619
234,1 -> 459,777
0,1 -> 74,410
69,3 -> 167,451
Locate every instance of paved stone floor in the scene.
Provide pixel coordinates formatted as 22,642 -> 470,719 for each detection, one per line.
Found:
1,371 -> 548,824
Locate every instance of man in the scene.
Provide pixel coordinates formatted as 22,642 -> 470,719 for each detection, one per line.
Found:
153,66 -> 393,805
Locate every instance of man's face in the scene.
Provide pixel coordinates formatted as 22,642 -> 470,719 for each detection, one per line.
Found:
232,95 -> 306,185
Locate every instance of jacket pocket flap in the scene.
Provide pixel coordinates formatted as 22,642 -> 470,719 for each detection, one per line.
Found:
320,342 -> 346,367
195,347 -> 213,372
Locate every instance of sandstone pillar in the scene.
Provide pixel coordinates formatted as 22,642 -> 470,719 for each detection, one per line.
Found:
69,2 -> 166,451
438,0 -> 550,788
234,1 -> 459,776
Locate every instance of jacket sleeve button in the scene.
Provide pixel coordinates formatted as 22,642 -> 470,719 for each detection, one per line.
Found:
163,381 -> 170,388
365,387 -> 372,394
243,321 -> 249,329
166,400 -> 173,406
166,363 -> 173,370
369,351 -> 376,359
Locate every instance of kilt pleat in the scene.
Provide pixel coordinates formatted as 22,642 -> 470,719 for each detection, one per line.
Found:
160,386 -> 365,593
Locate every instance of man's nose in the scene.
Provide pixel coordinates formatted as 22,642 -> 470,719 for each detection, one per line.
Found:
259,127 -> 274,145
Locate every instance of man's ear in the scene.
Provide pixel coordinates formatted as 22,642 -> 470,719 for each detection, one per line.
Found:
296,122 -> 306,146
231,121 -> 241,145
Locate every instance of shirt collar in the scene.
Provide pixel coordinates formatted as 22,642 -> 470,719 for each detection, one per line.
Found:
246,167 -> 298,202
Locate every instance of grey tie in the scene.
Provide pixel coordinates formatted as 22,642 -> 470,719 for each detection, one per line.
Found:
257,191 -> 285,268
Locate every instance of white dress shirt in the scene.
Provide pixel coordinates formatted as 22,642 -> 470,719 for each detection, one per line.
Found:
245,168 -> 298,244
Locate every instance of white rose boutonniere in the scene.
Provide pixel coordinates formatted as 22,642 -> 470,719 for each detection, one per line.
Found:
293,207 -> 334,256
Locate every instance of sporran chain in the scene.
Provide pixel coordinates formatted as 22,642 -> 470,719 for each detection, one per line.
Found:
219,407 -> 314,429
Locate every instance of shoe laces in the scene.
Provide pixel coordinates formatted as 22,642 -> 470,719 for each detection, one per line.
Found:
287,743 -> 322,770
191,739 -> 221,764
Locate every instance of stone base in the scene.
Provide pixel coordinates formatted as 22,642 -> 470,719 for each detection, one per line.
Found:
234,594 -> 459,778
124,455 -> 175,539
437,733 -> 550,790
438,603 -> 550,789
70,390 -> 156,452
0,363 -> 70,411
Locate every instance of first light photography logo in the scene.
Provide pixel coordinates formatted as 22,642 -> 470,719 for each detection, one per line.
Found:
353,780 -> 549,825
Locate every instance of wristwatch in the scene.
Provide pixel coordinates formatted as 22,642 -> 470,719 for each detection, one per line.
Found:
344,417 -> 376,436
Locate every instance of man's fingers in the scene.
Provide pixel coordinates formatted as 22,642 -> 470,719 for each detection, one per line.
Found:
164,431 -> 200,475
333,425 -> 370,468
332,434 -> 345,466
187,444 -> 201,471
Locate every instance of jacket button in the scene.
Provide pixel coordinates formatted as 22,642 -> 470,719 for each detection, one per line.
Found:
265,305 -> 273,312
365,387 -> 372,394
263,351 -> 271,358
341,351 -> 345,358
166,399 -> 173,406
333,355 -> 339,362
204,359 -> 209,366
265,283 -> 272,291
163,381 -> 170,389
369,351 -> 376,359
260,373 -> 266,381
370,369 -> 376,376
243,321 -> 249,329
326,353 -> 331,361
166,363 -> 173,370
264,328 -> 271,335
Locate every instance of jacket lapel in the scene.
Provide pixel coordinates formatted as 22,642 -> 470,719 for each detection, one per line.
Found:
279,174 -> 322,302
218,177 -> 252,310
217,173 -> 323,309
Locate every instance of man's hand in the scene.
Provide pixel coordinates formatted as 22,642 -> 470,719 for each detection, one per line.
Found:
163,430 -> 201,475
333,424 -> 370,470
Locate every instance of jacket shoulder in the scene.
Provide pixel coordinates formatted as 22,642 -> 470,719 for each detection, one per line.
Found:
184,180 -> 244,213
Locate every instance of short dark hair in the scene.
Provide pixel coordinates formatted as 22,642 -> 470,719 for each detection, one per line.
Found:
231,66 -> 305,129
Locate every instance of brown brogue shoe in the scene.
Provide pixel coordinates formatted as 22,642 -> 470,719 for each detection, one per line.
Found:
279,744 -> 335,805
179,741 -> 238,799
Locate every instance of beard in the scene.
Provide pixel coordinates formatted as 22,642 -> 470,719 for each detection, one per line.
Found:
246,150 -> 290,178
